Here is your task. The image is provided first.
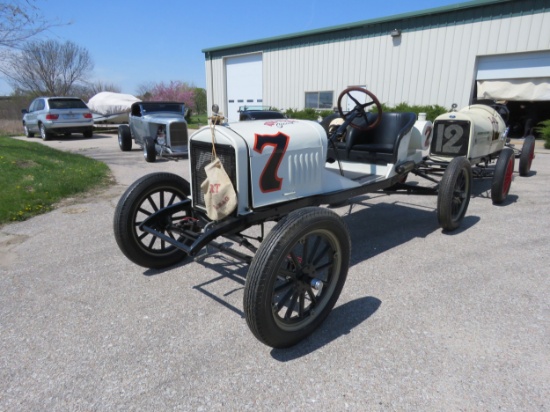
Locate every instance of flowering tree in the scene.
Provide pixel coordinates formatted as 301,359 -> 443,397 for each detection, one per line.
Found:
148,81 -> 194,107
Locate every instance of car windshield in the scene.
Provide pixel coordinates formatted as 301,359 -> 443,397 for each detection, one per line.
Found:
49,99 -> 88,109
141,103 -> 184,113
246,111 -> 285,119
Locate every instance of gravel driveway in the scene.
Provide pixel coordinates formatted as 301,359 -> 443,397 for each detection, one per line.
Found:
1,133 -> 548,411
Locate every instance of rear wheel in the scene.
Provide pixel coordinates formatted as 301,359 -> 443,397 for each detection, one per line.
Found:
144,137 -> 157,162
83,128 -> 93,138
118,125 -> 132,151
113,173 -> 191,269
519,135 -> 535,177
244,207 -> 351,348
437,157 -> 472,231
39,123 -> 52,141
491,147 -> 514,204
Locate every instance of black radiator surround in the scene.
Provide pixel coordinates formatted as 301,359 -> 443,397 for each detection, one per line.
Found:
190,141 -> 237,209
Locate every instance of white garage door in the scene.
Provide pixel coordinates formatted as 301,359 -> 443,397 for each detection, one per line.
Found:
476,51 -> 550,101
226,53 -> 262,122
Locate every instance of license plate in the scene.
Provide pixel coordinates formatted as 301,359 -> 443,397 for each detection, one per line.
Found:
63,114 -> 76,119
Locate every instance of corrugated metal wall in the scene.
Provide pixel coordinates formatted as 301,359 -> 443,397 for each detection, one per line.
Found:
204,0 -> 550,114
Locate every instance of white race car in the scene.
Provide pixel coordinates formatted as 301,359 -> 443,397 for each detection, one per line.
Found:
113,87 -> 533,348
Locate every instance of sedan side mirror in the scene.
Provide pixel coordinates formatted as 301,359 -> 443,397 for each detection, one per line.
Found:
21,109 -> 28,114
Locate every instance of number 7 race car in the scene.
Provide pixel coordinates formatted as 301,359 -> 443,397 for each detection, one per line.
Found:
113,87 -> 534,349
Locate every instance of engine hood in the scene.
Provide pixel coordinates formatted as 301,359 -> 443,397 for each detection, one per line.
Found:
226,119 -> 327,151
189,119 -> 330,210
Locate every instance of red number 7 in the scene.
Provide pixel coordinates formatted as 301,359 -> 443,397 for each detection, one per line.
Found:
253,132 -> 290,193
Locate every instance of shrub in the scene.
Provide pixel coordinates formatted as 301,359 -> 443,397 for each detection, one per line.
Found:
286,103 -> 449,123
373,102 -> 448,121
284,108 -> 320,120
534,119 -> 550,149
319,110 -> 334,118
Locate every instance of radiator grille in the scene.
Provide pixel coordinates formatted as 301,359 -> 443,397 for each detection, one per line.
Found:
169,122 -> 188,147
191,141 -> 237,208
430,120 -> 469,157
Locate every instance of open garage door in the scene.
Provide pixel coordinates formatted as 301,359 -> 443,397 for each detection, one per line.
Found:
225,53 -> 262,123
476,51 -> 550,101
476,51 -> 550,137
477,78 -> 550,101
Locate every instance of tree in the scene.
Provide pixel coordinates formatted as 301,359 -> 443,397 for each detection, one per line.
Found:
77,80 -> 121,101
193,88 -> 207,115
1,39 -> 94,96
0,1 -> 62,56
138,81 -> 206,116
136,81 -> 155,100
147,80 -> 195,106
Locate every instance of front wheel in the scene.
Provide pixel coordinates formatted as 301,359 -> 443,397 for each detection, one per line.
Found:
491,147 -> 514,204
113,172 -> 191,269
244,207 -> 351,348
437,157 -> 472,231
519,135 -> 535,177
144,137 -> 157,162
23,124 -> 34,138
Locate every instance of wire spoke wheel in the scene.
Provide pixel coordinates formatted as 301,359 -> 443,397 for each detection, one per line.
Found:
114,173 -> 191,268
244,207 -> 350,348
272,230 -> 339,330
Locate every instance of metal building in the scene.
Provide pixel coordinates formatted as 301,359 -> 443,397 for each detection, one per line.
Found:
203,0 -> 550,133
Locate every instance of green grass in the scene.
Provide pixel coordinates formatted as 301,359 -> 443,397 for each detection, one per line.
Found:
188,114 -> 209,126
0,136 -> 112,225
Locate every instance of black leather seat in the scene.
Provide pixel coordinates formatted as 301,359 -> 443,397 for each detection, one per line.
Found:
347,112 -> 417,164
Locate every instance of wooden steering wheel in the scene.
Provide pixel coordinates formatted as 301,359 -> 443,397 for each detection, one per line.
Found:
337,87 -> 383,131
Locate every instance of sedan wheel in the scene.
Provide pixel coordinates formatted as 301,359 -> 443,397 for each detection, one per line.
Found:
24,124 -> 34,138
39,124 -> 51,141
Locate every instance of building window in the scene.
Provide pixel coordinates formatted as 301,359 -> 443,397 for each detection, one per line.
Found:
305,91 -> 333,109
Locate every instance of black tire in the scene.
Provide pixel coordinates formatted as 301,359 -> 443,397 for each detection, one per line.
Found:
491,147 -> 514,204
113,172 -> 191,269
437,157 -> 472,231
144,137 -> 157,162
83,128 -> 93,138
244,207 -> 351,348
519,135 -> 535,177
39,123 -> 52,141
118,125 -> 132,151
23,123 -> 34,138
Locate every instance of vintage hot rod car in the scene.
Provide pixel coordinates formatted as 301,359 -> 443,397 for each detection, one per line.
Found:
117,101 -> 189,162
113,87 -> 533,349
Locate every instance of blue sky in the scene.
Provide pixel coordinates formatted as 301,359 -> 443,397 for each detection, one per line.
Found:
0,0 -> 462,96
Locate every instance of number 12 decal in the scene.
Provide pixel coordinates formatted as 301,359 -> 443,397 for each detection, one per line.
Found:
253,132 -> 289,193
432,121 -> 468,156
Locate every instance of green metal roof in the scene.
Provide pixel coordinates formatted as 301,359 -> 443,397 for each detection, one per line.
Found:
202,0 -> 545,55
